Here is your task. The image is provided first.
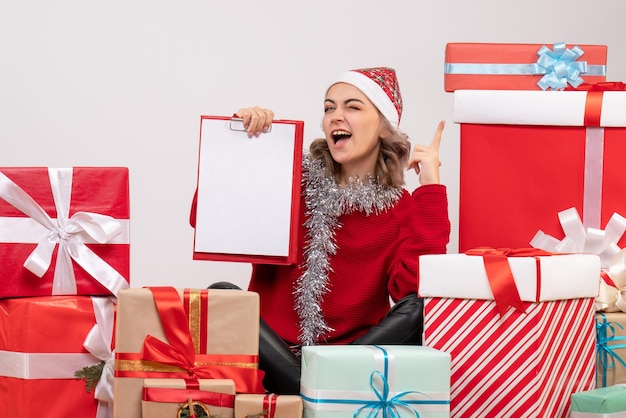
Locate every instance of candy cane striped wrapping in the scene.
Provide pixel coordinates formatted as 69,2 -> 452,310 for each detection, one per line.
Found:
424,296 -> 596,418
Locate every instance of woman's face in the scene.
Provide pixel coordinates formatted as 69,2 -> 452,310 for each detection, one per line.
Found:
322,83 -> 383,179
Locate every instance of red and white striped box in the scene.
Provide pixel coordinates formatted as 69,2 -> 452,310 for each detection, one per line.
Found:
418,252 -> 601,418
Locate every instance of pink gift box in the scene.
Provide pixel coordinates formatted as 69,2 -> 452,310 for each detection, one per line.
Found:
0,167 -> 130,297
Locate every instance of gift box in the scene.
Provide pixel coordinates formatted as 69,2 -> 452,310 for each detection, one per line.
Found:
300,345 -> 451,418
0,295 -> 116,417
571,385 -> 626,417
0,167 -> 130,297
454,86 -> 626,255
419,251 -> 601,417
444,42 -> 607,91
113,287 -> 265,418
596,249 -> 626,312
235,393 -> 303,418
142,378 -> 235,418
597,312 -> 626,388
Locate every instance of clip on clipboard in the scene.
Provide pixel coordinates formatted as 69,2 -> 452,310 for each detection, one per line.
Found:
228,117 -> 272,133
193,115 -> 304,265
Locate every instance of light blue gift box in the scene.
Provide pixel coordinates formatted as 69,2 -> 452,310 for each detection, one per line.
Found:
300,345 -> 450,418
571,385 -> 626,417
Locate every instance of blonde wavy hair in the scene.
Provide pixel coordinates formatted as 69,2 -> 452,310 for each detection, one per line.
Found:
309,115 -> 411,188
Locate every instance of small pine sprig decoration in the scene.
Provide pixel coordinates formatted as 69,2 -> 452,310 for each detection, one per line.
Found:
177,398 -> 218,418
74,361 -> 105,393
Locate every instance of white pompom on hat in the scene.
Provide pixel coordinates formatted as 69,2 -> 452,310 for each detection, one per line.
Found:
327,67 -> 403,127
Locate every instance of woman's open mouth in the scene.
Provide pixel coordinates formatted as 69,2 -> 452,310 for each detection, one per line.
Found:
332,130 -> 352,144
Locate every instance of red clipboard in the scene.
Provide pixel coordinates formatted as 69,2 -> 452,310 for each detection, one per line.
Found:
192,115 -> 304,264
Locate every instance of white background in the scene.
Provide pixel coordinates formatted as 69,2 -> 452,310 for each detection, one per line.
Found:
1,0 -> 625,290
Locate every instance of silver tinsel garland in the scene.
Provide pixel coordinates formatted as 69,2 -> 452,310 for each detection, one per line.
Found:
294,154 -> 403,346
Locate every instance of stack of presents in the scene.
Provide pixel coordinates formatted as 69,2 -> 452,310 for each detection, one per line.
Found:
2,41 -> 626,418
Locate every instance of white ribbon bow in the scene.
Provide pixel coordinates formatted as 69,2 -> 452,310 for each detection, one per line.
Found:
595,249 -> 626,312
531,207 -> 626,312
83,297 -> 116,418
0,168 -> 129,296
530,207 -> 626,268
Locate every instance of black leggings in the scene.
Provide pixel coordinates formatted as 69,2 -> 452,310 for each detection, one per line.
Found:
208,282 -> 424,394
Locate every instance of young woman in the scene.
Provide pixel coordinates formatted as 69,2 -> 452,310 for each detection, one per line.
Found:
194,67 -> 450,394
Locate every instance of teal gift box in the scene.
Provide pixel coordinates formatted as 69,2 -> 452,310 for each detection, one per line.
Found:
300,345 -> 450,418
571,385 -> 626,417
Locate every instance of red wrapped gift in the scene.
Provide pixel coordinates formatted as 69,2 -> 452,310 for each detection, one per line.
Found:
0,295 -> 116,417
444,42 -> 607,91
419,251 -> 601,417
114,287 -> 265,418
455,86 -> 626,256
0,167 -> 130,297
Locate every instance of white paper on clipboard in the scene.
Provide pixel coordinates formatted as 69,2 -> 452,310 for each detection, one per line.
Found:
194,117 -> 298,258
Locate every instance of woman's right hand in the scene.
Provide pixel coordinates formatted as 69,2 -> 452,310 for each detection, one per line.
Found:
407,120 -> 445,185
236,106 -> 275,138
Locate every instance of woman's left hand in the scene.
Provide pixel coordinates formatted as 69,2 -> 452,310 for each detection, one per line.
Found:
407,120 -> 445,185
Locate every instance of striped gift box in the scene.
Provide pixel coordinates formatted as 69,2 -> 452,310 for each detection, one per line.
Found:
419,252 -> 601,417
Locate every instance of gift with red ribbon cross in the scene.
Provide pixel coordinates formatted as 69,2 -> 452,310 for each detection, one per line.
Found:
113,287 -> 265,418
418,251 -> 601,417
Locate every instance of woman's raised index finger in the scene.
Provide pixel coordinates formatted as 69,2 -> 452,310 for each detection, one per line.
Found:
429,120 -> 446,149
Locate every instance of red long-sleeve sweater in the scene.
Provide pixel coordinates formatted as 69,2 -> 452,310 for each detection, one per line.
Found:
248,183 -> 450,346
189,170 -> 450,346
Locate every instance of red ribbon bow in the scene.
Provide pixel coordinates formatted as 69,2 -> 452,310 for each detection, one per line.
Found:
141,287 -> 265,393
464,247 -> 553,317
569,81 -> 626,91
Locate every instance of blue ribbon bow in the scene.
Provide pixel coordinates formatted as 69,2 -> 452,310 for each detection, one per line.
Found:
352,345 -> 452,418
533,42 -> 588,90
353,370 -> 421,418
596,313 -> 626,387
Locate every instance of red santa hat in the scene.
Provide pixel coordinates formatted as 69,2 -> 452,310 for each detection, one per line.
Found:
327,67 -> 403,127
